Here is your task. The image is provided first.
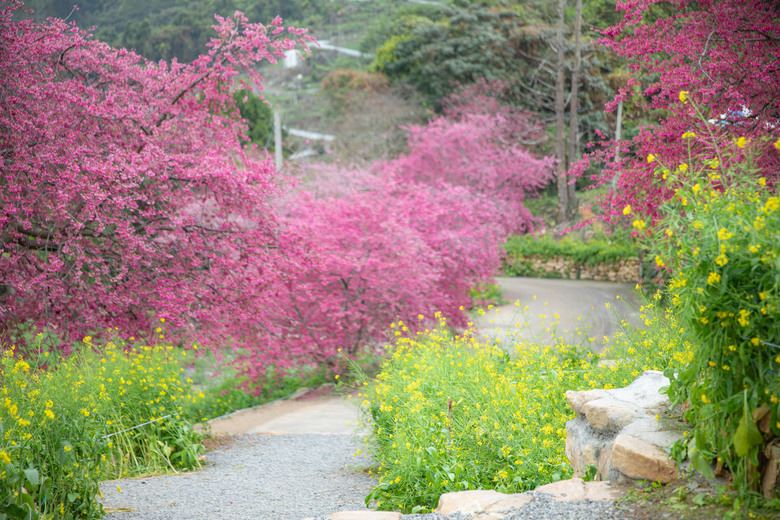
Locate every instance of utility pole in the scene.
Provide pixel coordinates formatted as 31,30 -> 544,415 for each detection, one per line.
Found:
554,0 -> 568,224
274,109 -> 283,172
566,0 -> 583,220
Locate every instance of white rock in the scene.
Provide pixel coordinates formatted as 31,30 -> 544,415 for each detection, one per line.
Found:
436,490 -> 532,516
534,477 -> 623,502
327,512 -> 401,520
611,434 -> 678,483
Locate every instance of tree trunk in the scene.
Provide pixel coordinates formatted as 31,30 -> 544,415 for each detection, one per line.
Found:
612,99 -> 623,189
555,0 -> 568,224
566,0 -> 583,220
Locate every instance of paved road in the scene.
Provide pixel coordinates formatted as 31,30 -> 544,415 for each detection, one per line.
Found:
208,393 -> 359,436
473,277 -> 642,354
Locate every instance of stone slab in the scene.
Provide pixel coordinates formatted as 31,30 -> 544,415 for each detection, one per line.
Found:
582,398 -> 638,432
611,434 -> 678,483
534,477 -> 623,502
566,389 -> 609,416
207,395 -> 361,435
327,512 -> 401,520
436,490 -> 532,515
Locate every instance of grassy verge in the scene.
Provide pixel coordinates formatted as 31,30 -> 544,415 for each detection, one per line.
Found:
1,336 -> 205,520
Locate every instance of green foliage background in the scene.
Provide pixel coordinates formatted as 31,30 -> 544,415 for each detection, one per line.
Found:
23,0 -> 332,62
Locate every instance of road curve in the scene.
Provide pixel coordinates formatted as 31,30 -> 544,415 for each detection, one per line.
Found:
473,277 -> 643,354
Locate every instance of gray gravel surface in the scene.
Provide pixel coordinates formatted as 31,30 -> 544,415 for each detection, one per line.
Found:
316,491 -> 631,520
101,433 -> 632,520
394,492 -> 631,520
479,492 -> 629,520
393,493 -> 630,520
100,434 -> 376,520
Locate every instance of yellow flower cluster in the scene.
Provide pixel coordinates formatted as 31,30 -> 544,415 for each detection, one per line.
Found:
1,338 -> 206,518
363,304 -> 692,512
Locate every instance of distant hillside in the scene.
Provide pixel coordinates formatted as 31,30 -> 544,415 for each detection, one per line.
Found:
21,0 -> 334,62
20,0 -> 452,63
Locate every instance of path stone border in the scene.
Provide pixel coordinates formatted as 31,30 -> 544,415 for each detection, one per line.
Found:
311,479 -> 624,520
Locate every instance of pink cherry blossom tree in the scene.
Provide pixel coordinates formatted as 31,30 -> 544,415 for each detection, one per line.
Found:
2,1 -> 554,393
382,89 -> 554,236
234,97 -> 554,387
0,1 -> 313,350
579,0 -> 780,220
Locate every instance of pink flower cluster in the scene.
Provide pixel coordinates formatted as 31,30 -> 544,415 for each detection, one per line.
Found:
1,3 -> 553,390
0,2 -> 312,352
236,93 -> 554,387
577,0 -> 780,220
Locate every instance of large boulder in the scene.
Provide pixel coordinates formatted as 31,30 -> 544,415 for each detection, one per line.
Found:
565,370 -> 682,484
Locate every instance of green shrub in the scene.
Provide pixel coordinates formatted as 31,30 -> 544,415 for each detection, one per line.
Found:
502,233 -> 637,277
361,305 -> 690,513
643,148 -> 780,503
188,362 -> 332,421
0,336 -> 205,519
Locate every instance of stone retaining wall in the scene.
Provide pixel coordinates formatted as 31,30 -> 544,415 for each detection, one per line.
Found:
508,256 -> 640,283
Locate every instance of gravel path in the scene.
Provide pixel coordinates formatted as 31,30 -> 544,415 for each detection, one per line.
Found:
100,434 -> 375,520
100,433 -> 633,520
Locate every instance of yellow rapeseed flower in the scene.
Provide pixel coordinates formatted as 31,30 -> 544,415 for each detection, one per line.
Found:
737,310 -> 750,327
709,157 -> 720,169
717,228 -> 733,240
647,153 -> 656,163
682,131 -> 696,139
736,136 -> 747,148
679,91 -> 689,103
632,219 -> 646,230
623,205 -> 631,215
